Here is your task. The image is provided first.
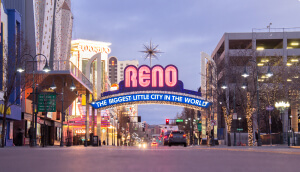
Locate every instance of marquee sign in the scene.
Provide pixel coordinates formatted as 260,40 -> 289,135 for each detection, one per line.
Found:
91,65 -> 211,110
78,44 -> 111,54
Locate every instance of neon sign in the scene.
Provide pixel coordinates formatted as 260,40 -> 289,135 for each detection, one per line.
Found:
93,64 -> 211,110
91,93 -> 210,110
78,44 -> 111,54
75,129 -> 92,134
125,65 -> 178,88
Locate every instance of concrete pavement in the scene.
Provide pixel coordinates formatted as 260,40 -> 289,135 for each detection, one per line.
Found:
0,145 -> 299,172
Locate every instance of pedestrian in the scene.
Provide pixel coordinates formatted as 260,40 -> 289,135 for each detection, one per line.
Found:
255,131 -> 258,142
16,128 -> 23,146
103,140 -> 106,145
28,127 -> 33,145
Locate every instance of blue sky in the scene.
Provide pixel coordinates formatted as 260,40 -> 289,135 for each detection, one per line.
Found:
72,0 -> 300,124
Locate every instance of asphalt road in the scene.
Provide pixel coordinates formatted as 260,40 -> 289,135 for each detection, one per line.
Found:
0,145 -> 299,172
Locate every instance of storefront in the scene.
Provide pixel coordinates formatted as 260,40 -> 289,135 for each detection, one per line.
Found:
0,103 -> 21,147
15,113 -> 62,146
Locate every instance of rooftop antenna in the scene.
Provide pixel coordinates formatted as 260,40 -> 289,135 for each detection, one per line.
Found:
267,23 -> 272,32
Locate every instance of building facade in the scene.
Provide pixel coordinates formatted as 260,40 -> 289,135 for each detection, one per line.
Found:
3,0 -> 86,147
0,1 -> 22,147
211,29 -> 300,145
108,56 -> 139,85
69,39 -> 112,145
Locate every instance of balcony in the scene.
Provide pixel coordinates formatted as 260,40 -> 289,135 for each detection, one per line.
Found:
24,60 -> 93,112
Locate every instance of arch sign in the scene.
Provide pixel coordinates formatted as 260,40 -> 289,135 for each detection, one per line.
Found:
91,65 -> 211,110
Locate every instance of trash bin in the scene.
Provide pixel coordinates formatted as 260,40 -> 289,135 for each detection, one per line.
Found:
93,136 -> 98,146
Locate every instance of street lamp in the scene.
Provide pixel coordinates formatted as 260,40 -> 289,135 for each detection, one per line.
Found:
241,60 -> 273,146
50,77 -> 76,147
238,117 -> 242,145
275,101 -> 290,145
18,54 -> 50,147
241,82 -> 247,89
221,83 -> 228,90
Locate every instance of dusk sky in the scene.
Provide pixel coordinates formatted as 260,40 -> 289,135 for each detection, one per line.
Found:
72,0 -> 300,124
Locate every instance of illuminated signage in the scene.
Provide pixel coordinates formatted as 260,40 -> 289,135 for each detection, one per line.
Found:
125,65 -> 178,88
91,93 -> 210,109
0,104 -> 11,115
93,64 -> 211,110
111,84 -> 119,91
78,44 -> 111,54
75,129 -> 92,134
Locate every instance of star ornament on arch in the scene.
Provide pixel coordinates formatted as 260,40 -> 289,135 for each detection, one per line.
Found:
140,40 -> 163,66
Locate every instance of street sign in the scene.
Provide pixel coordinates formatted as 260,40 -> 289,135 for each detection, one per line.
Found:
197,123 -> 202,132
266,105 -> 274,111
237,128 -> 243,131
233,113 -> 237,120
37,93 -> 56,112
176,119 -> 183,123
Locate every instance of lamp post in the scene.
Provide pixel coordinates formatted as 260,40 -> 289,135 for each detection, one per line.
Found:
17,54 -> 50,147
111,117 -> 115,146
241,60 -> 273,146
107,114 -> 109,146
90,97 -> 96,146
50,77 -> 76,147
238,117 -> 241,145
275,101 -> 290,145
116,119 -> 118,146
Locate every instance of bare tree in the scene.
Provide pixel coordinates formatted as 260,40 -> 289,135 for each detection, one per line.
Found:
0,34 -> 32,147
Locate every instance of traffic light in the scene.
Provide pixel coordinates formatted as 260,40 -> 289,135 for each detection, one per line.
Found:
166,119 -> 169,125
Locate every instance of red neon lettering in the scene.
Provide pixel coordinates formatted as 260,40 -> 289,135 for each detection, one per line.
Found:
125,66 -> 137,87
165,66 -> 177,87
106,48 -> 111,54
152,66 -> 164,87
139,66 -> 151,87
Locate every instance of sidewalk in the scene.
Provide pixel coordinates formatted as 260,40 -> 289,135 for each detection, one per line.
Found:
190,144 -> 300,155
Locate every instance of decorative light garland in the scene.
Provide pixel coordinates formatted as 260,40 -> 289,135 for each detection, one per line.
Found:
246,92 -> 254,146
222,106 -> 232,134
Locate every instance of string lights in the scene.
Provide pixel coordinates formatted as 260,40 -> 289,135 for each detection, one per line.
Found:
246,92 -> 254,146
222,106 -> 232,134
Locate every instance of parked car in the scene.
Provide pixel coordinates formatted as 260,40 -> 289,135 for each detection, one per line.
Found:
168,130 -> 187,147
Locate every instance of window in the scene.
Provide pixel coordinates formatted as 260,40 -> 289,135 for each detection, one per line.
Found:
256,39 -> 283,49
287,39 -> 300,49
229,40 -> 252,49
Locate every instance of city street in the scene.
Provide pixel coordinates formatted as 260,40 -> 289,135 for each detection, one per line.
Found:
0,145 -> 299,172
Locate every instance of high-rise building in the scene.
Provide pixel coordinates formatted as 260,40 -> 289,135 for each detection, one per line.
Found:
3,0 -> 94,147
3,0 -> 73,66
108,56 -> 139,85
